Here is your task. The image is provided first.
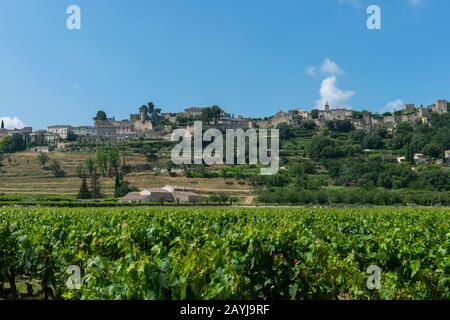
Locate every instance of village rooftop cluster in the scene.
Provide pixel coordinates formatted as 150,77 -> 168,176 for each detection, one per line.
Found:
0,99 -> 448,151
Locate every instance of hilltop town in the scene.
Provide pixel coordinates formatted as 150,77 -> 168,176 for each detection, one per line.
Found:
1,99 -> 448,147
1,98 -> 449,206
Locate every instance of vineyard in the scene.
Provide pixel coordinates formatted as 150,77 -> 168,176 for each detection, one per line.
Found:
0,207 -> 449,300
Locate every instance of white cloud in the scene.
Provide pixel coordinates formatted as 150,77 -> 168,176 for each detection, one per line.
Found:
0,116 -> 26,130
306,58 -> 343,78
381,99 -> 404,113
320,58 -> 343,75
305,66 -> 317,77
315,76 -> 355,109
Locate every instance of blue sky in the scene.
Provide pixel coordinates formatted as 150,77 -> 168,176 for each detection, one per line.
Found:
0,0 -> 449,129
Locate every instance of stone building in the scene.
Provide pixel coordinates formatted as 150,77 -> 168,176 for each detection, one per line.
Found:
47,125 -> 71,140
432,100 -> 448,114
184,107 -> 204,119
72,126 -> 98,136
253,109 -> 303,128
255,119 -> 272,129
120,189 -> 174,203
271,111 -> 295,126
133,118 -> 153,132
317,102 -> 353,121
353,112 -> 374,133
131,107 -> 153,132
30,130 -> 56,144
91,107 -> 153,138
161,113 -> 177,123
405,104 -> 416,113
233,115 -> 254,128
120,187 -> 205,203
94,121 -> 116,137
417,107 -> 430,124
382,115 -> 396,132
112,121 -> 134,135
32,146 -> 50,153
4,127 -> 33,143
297,110 -> 311,121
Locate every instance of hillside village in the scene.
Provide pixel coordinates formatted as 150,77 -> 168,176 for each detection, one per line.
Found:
1,98 -> 449,206
0,99 -> 448,147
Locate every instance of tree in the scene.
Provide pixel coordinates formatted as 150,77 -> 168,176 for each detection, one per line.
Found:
93,110 -> 107,121
0,134 -> 26,153
350,129 -> 366,144
66,131 -> 77,142
334,120 -> 354,133
37,153 -> 49,169
308,136 -> 336,159
107,148 -> 120,177
10,134 -> 25,152
415,168 -> 450,191
114,171 -> 121,197
325,120 -> 336,131
77,176 -> 90,199
311,109 -> 319,119
76,164 -> 86,178
392,122 -> 414,150
0,137 -> 9,153
49,160 -> 65,177
210,105 -> 222,124
430,112 -> 450,129
90,174 -> 102,199
142,145 -> 158,162
374,126 -> 389,139
165,160 -> 174,172
422,143 -> 441,158
1,120 -> 4,129
139,105 -> 149,120
147,102 -> 155,114
277,123 -> 293,141
405,143 -> 414,164
201,107 -> 212,123
113,170 -> 136,197
84,158 -> 96,177
151,108 -> 161,125
362,133 -> 384,150
96,148 -> 108,176
299,120 -> 315,131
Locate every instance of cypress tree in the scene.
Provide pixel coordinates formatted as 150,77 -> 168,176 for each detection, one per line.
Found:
1,120 -> 4,129
90,174 -> 102,199
405,144 -> 414,164
77,176 -> 90,199
114,171 -> 121,198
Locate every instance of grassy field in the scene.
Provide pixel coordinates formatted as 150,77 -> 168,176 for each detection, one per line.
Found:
0,151 -> 252,198
0,206 -> 448,300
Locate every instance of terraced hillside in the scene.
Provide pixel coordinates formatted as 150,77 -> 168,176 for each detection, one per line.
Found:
0,151 -> 252,198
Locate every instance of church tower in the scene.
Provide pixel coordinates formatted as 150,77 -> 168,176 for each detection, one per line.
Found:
325,101 -> 330,112
140,108 -> 147,123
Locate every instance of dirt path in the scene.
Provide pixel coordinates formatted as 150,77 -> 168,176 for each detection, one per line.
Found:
243,196 -> 255,205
